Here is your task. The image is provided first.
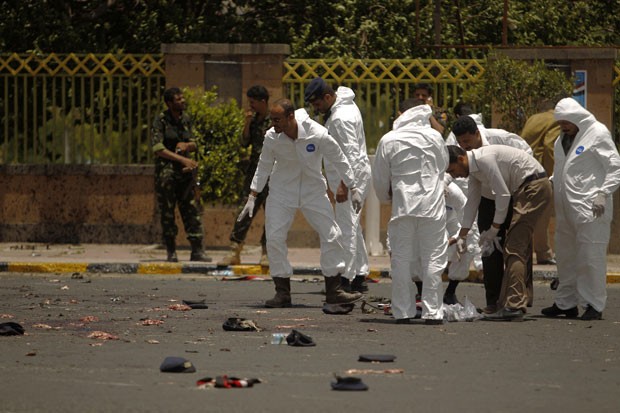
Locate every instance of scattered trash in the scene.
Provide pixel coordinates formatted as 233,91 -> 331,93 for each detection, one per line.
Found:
0,314 -> 15,319
146,339 -> 160,344
87,331 -> 119,340
331,376 -> 368,391
286,329 -> 316,347
345,368 -> 404,375
60,285 -> 69,290
79,316 -> 99,323
210,270 -> 235,277
271,333 -> 287,344
25,351 -> 37,356
71,272 -> 84,279
168,304 -> 192,311
322,302 -> 355,315
159,356 -> 196,373
222,318 -> 261,332
141,319 -> 165,326
358,354 -> 396,363
442,296 -> 482,322
110,297 -> 122,302
196,375 -> 261,389
0,322 -> 25,336
182,299 -> 209,309
32,323 -> 55,330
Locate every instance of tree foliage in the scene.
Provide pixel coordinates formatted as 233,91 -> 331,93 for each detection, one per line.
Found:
2,0 -> 619,57
181,87 -> 247,205
462,54 -> 574,133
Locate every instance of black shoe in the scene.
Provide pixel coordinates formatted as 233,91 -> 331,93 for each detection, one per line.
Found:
190,251 -> 212,262
537,258 -> 557,265
167,251 -> 178,263
442,293 -> 460,306
351,276 -> 369,293
424,319 -> 444,325
541,303 -> 578,318
483,307 -> 524,322
340,277 -> 351,292
580,305 -> 602,321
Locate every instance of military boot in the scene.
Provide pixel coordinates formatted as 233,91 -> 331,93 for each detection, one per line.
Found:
324,274 -> 363,305
217,241 -> 243,266
189,239 -> 212,262
259,244 -> 269,267
164,237 -> 178,263
265,277 -> 292,308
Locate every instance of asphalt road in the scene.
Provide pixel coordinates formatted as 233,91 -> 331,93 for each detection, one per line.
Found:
1,273 -> 619,413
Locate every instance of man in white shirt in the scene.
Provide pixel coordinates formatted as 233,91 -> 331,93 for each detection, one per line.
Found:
305,78 -> 372,293
451,115 -> 533,314
447,145 -> 552,321
238,99 -> 364,309
542,98 -> 620,321
373,100 -> 448,325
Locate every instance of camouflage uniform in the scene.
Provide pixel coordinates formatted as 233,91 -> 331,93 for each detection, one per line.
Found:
230,114 -> 271,246
152,110 -> 204,243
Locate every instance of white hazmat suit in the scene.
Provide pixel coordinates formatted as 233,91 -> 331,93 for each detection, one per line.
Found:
373,105 -> 448,321
251,108 -> 357,279
445,177 -> 480,280
324,87 -> 372,281
552,98 -> 620,312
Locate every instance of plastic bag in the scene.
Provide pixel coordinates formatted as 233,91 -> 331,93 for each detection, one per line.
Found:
443,296 -> 482,322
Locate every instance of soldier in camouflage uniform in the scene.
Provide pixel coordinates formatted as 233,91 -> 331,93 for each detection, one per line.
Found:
413,83 -> 448,137
152,87 -> 211,262
218,85 -> 271,266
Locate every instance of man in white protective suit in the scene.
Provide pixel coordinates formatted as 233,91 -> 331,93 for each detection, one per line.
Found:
541,97 -> 620,321
451,115 -> 534,314
237,99 -> 364,309
305,77 -> 372,293
444,175 -> 476,299
373,99 -> 448,325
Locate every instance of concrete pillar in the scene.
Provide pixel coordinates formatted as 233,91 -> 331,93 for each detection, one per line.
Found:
161,43 -> 291,107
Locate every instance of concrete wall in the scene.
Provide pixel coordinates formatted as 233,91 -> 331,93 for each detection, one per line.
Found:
0,165 -> 394,249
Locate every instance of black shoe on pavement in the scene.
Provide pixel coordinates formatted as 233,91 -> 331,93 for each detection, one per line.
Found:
541,303 -> 578,318
442,293 -> 460,306
483,307 -> 524,322
537,258 -> 557,265
424,319 -> 444,325
580,305 -> 602,321
351,275 -> 369,293
340,277 -> 351,292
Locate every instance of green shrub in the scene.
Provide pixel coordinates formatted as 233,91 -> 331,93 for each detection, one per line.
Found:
182,87 -> 247,206
463,54 -> 573,133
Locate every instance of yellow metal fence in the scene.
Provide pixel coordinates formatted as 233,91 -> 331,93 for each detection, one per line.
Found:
1,54 -> 619,164
0,53 -> 165,164
284,58 -> 485,148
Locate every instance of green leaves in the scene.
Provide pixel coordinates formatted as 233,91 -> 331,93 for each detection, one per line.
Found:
182,87 -> 246,205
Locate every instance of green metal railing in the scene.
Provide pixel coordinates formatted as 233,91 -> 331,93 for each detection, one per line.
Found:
0,53 -> 165,164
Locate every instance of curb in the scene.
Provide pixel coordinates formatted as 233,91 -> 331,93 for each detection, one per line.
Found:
2,261 -> 619,284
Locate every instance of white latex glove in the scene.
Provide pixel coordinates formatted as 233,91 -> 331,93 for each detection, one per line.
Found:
592,192 -> 606,218
479,226 -> 500,246
351,188 -> 363,214
456,236 -> 467,255
237,194 -> 256,222
480,236 -> 503,258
